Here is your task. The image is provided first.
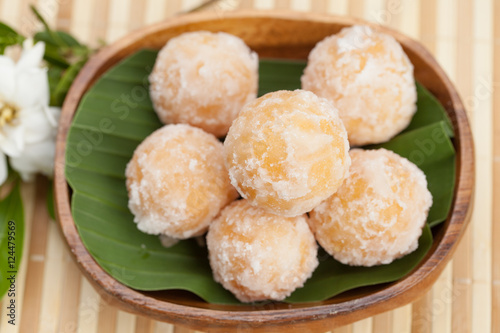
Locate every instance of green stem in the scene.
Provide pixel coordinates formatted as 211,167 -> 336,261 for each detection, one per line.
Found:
30,5 -> 65,47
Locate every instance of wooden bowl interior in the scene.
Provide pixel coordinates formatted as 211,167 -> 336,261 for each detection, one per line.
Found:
55,11 -> 473,331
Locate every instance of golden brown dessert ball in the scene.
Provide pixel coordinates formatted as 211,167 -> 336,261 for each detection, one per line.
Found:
301,25 -> 417,146
125,124 -> 238,239
207,200 -> 318,302
309,148 -> 432,266
224,90 -> 350,217
149,31 -> 258,137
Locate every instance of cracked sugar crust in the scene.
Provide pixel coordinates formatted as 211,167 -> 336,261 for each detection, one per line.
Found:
125,124 -> 238,239
224,90 -> 350,217
309,148 -> 433,267
207,200 -> 319,302
301,25 -> 417,146
149,31 -> 258,137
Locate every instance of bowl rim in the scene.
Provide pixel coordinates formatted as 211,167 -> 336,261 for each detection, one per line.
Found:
54,9 -> 475,331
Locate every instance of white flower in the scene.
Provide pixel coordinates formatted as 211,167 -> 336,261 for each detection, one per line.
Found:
0,39 -> 60,185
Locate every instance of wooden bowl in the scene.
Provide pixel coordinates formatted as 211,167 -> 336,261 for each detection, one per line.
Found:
54,10 -> 474,332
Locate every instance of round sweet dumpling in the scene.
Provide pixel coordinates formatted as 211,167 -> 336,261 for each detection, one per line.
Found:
149,31 -> 258,137
224,90 -> 350,217
125,124 -> 238,239
309,148 -> 432,267
301,25 -> 417,146
207,200 -> 318,302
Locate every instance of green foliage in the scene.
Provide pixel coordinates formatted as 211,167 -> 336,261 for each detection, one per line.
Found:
0,183 -> 24,299
287,225 -> 432,302
51,60 -> 86,106
31,8 -> 93,106
373,121 -> 455,227
0,22 -> 24,54
47,181 -> 55,221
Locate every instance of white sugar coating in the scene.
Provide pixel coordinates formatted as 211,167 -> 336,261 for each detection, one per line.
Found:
309,148 -> 433,267
301,25 -> 417,146
149,31 -> 259,137
207,200 -> 318,302
125,124 -> 238,239
224,90 -> 350,217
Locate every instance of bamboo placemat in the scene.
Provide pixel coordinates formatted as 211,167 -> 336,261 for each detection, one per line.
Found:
0,0 -> 495,332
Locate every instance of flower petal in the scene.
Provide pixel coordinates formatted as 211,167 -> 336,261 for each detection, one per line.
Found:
45,106 -> 61,128
9,138 -> 55,181
0,56 -> 16,98
13,66 -> 49,108
0,153 -> 7,186
0,123 -> 24,157
17,41 -> 45,71
17,105 -> 56,144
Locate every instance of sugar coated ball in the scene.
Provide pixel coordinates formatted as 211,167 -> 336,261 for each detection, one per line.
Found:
149,31 -> 258,137
207,200 -> 318,302
224,90 -> 350,217
309,148 -> 432,266
301,25 -> 417,146
125,124 -> 238,239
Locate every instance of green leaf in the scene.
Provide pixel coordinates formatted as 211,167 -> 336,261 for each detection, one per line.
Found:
39,42 -> 70,68
0,22 -> 24,54
47,181 -> 55,220
30,5 -> 72,59
286,224 -> 432,302
52,60 -> 86,106
258,59 -> 306,96
0,22 -> 19,36
0,182 -> 25,300
66,50 -> 455,304
48,66 -> 64,98
34,30 -> 82,48
32,6 -> 89,69
404,83 -> 454,136
374,122 -> 456,227
34,30 -> 90,69
30,5 -> 52,33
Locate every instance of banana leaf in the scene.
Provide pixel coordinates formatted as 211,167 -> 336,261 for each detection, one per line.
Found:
66,50 -> 455,304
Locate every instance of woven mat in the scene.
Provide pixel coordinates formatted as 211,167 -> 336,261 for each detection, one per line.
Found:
0,0 -> 496,332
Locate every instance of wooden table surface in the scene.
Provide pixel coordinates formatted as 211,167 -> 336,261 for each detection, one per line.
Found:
0,0 -> 496,332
